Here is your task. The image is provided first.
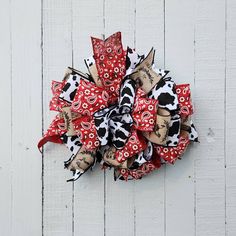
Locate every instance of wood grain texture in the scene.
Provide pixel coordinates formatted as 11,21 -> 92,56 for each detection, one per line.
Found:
134,1 -> 165,236
2,0 -> 236,235
104,1 -> 136,235
194,0 -> 226,235
165,1 -> 196,235
42,1 -> 73,235
0,0 -> 12,235
10,0 -> 42,235
195,159 -> 225,236
226,0 -> 236,235
72,1 -> 105,235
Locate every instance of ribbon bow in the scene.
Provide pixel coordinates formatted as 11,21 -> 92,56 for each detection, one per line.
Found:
94,79 -> 136,149
38,31 -> 199,182
91,32 -> 126,103
71,79 -> 110,116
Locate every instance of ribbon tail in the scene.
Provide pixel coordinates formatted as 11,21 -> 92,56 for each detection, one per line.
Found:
37,135 -> 63,153
67,169 -> 84,182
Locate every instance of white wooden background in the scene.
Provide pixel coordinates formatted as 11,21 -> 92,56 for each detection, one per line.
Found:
1,0 -> 236,235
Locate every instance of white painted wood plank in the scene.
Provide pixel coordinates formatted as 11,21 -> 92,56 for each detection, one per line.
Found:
42,1 -> 73,235
1,1 -> 235,235
165,1 -> 196,235
0,0 -> 12,235
194,0 -> 225,158
10,0 -> 42,235
226,0 -> 236,167
71,1 -> 105,235
104,1 -> 136,235
134,171 -> 165,236
105,0 -> 135,48
226,166 -> 236,236
195,159 -> 225,236
194,0 -> 226,235
226,0 -> 236,235
136,0 -> 165,68
134,1 -> 165,235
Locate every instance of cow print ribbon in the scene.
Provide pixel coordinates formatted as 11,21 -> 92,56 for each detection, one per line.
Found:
38,31 -> 199,182
94,78 -> 136,149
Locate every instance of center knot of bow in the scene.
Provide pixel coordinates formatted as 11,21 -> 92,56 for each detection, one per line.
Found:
94,79 -> 136,149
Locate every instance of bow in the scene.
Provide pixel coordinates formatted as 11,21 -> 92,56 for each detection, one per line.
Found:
38,32 -> 199,182
94,78 -> 136,149
91,32 -> 126,103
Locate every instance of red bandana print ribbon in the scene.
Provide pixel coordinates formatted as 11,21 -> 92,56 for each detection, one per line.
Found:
118,153 -> 162,181
73,116 -> 100,150
154,135 -> 190,164
93,78 -> 158,151
38,115 -> 64,151
38,31 -> 198,182
132,96 -> 158,132
91,32 -> 126,103
115,130 -> 147,162
71,79 -> 109,116
38,114 -> 99,151
176,84 -> 193,117
119,162 -> 157,181
49,80 -> 70,112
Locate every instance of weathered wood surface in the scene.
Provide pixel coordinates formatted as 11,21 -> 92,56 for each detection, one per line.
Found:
0,0 -> 235,235
0,0 -> 42,235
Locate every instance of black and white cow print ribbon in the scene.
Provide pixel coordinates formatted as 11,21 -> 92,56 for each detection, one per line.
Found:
94,78 -> 136,149
39,31 -> 199,183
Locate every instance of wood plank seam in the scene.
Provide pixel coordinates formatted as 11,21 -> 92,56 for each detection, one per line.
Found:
70,2 -> 75,236
224,0 -> 227,235
10,0 -> 13,234
103,2 -> 106,235
164,1 -> 166,235
41,0 -> 44,233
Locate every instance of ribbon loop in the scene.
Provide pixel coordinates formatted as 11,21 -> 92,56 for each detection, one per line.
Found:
94,105 -> 133,149
38,31 -> 198,182
94,78 -> 136,149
